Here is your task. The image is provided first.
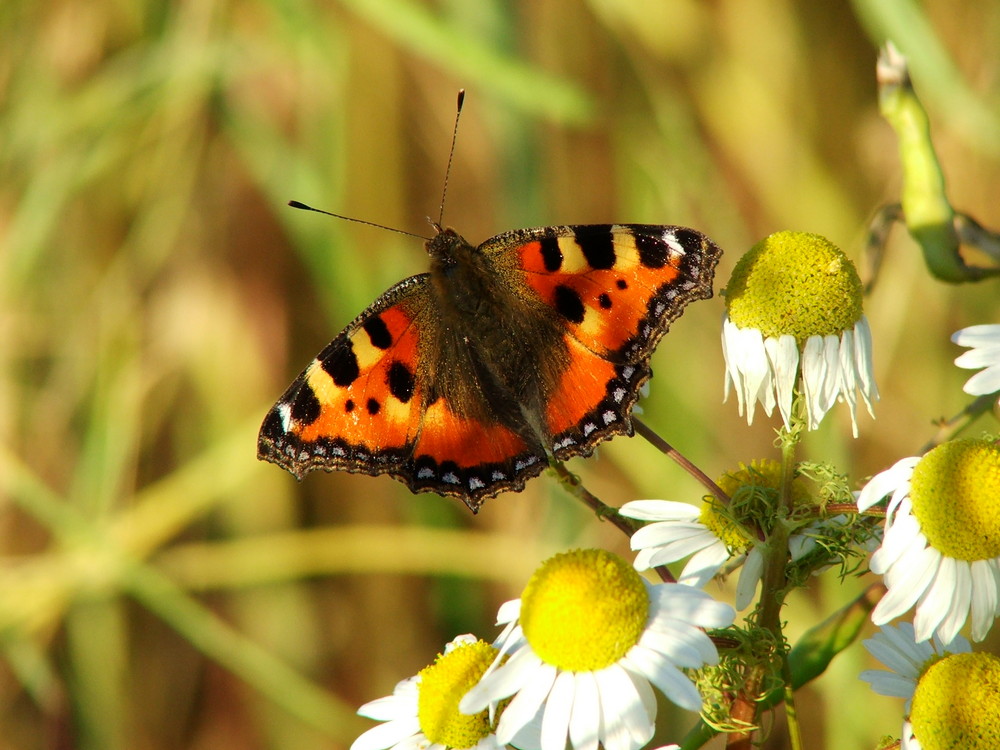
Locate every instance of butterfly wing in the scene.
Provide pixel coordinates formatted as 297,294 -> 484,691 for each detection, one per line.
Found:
257,274 -> 549,510
483,224 -> 722,459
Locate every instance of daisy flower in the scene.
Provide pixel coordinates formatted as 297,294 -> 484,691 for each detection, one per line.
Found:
860,622 -> 1000,750
621,460 -> 821,610
351,635 -> 531,750
857,438 -> 1000,643
722,231 -> 878,436
459,549 -> 735,750
952,323 -> 1000,404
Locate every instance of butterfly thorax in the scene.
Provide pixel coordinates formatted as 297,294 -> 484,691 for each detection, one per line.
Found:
423,227 -> 569,446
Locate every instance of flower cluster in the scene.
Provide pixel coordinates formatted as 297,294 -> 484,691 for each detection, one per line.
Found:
350,229 -> 1000,750
353,549 -> 734,750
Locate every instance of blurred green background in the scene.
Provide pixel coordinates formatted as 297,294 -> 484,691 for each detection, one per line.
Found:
1,0 -> 998,748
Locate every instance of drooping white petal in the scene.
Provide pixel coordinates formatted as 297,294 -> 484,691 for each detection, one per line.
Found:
764,334 -> 799,428
735,546 -> 764,610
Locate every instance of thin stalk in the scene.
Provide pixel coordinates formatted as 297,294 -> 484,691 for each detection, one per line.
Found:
632,418 -> 729,504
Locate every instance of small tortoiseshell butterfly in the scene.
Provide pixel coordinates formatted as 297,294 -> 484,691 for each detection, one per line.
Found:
258,98 -> 723,511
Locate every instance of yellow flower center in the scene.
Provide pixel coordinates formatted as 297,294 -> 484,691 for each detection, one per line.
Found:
909,439 -> 1000,561
725,231 -> 864,341
519,549 -> 649,672
417,639 -> 498,748
910,652 -> 1000,750
704,460 -> 812,543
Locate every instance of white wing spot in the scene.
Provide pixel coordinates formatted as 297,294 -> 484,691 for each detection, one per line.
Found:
417,467 -> 435,479
277,403 -> 293,432
443,471 -> 461,485
469,477 -> 486,490
613,387 -> 626,403
602,410 -> 617,424
662,231 -> 685,256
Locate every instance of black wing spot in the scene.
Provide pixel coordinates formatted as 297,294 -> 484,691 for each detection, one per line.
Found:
598,292 -> 612,309
616,279 -> 628,290
291,386 -> 321,425
636,233 -> 669,268
387,361 -> 415,403
260,409 -> 287,439
673,228 -> 702,251
539,235 -> 563,271
574,225 -> 616,269
554,285 -> 585,324
345,399 -> 355,413
322,343 -> 360,386
366,398 -> 381,415
363,315 -> 393,349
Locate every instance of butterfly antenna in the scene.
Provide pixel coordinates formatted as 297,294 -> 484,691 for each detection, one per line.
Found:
435,89 -> 465,230
287,201 -> 429,241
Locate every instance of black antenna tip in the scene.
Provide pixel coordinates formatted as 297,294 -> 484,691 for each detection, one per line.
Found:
288,200 -> 311,210
456,89 -> 465,110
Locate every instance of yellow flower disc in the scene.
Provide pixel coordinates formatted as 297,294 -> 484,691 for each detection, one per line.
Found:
909,439 -> 1000,561
417,639 -> 498,749
519,549 -> 649,672
910,652 -> 1000,750
725,231 -> 863,341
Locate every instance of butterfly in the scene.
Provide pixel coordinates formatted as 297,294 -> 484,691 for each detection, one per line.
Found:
258,219 -> 722,511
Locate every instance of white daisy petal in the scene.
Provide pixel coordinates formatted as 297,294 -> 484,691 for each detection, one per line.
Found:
597,665 -> 652,750
858,670 -> 918,699
871,545 -> 940,625
936,558 -> 972,644
854,316 -> 879,413
857,457 -> 918,511
622,650 -> 702,712
461,645 -> 539,713
568,672 -> 601,750
620,500 -> 700,522
351,717 -> 423,750
952,323 -> 1000,347
764,334 -> 798,428
678,542 -> 732,587
630,522 -> 714,555
540,671 -> 574,750
913,556 -> 960,643
735,546 -> 765,610
495,661 -> 557,743
962,366 -> 1000,396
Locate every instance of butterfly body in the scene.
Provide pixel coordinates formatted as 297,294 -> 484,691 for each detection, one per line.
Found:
259,223 -> 722,511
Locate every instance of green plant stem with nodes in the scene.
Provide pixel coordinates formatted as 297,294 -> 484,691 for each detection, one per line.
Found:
725,409 -> 807,750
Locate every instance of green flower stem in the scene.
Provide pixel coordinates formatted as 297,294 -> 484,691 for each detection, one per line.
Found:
730,423 -> 804,750
878,44 -> 1000,283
